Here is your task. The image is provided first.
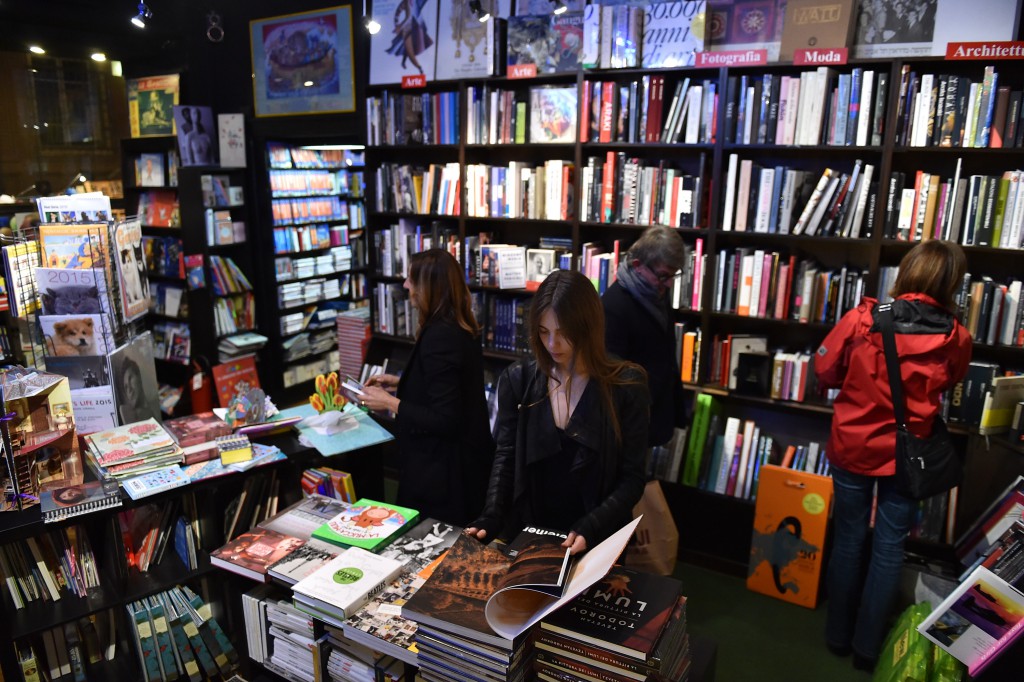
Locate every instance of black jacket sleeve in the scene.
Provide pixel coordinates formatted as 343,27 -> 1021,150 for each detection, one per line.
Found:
469,363 -> 521,539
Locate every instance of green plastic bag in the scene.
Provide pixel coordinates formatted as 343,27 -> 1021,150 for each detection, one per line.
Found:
873,603 -> 934,682
929,645 -> 965,682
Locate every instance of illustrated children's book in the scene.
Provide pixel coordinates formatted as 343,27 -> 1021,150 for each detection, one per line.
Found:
311,499 -> 420,552
39,479 -> 122,523
212,357 -> 261,409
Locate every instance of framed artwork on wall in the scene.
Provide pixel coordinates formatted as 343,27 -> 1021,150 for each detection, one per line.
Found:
250,5 -> 356,117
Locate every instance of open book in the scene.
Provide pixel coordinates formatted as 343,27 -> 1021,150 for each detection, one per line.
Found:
402,517 -> 641,648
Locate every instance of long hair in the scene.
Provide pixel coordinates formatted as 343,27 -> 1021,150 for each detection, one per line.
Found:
408,248 -> 479,337
529,269 -> 644,443
889,240 -> 966,310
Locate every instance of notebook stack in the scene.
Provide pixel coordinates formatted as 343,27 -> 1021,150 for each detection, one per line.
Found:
536,568 -> 691,682
83,418 -> 183,480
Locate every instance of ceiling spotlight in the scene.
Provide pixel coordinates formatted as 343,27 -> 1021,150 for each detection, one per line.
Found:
131,2 -> 153,29
552,0 -> 568,15
91,53 -> 107,62
363,0 -> 381,34
469,0 -> 491,22
29,45 -> 45,54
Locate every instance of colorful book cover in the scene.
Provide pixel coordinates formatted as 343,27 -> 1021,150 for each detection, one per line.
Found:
39,314 -> 114,356
37,196 -> 113,225
311,498 -> 420,551
211,357 -> 261,408
85,418 -> 175,458
529,86 -> 578,144
140,190 -> 179,227
112,219 -> 150,322
369,0 -> 439,85
162,411 -> 232,448
121,465 -> 191,500
127,74 -> 179,138
642,1 -> 707,68
184,254 -> 205,289
507,13 -> 582,74
707,0 -> 785,60
342,570 -> 422,665
38,223 -> 110,273
36,266 -> 113,318
137,153 -> 165,187
211,527 -> 306,582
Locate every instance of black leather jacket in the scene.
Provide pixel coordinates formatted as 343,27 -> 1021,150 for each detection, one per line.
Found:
470,359 -> 649,546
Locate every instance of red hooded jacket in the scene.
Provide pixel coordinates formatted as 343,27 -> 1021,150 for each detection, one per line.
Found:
815,293 -> 972,476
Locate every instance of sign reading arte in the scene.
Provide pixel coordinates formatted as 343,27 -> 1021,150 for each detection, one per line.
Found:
793,47 -> 848,65
508,64 -> 538,80
696,49 -> 768,67
401,74 -> 427,89
946,41 -> 1024,60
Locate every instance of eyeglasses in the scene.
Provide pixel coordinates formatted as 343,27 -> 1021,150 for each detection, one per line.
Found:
643,263 -> 678,284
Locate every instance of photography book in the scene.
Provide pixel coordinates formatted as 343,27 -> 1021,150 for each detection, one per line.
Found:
39,480 -> 122,523
211,527 -> 306,583
259,493 -> 352,539
162,411 -> 233,448
291,547 -> 406,622
311,499 -> 419,552
402,517 -> 641,648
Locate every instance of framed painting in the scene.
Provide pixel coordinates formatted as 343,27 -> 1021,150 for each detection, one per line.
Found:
250,5 -> 356,117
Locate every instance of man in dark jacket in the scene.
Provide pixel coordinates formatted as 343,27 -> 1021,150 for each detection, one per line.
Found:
602,226 -> 688,448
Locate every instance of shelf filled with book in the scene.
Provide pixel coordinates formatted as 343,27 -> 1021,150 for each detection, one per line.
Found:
257,141 -> 369,405
361,45 -> 1024,573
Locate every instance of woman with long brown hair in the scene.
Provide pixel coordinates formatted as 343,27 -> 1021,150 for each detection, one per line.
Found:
466,269 -> 649,554
361,249 -> 494,525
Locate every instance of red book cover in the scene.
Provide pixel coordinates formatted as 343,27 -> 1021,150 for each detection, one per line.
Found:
163,411 -> 232,447
599,84 -> 615,143
580,80 -> 592,144
211,527 -> 305,582
601,151 -> 616,223
212,357 -> 260,408
780,255 -> 797,320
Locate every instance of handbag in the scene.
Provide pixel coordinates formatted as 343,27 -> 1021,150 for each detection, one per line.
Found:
625,480 -> 679,576
877,303 -> 963,500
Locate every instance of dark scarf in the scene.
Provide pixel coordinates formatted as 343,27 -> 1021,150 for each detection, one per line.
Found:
616,261 -> 669,330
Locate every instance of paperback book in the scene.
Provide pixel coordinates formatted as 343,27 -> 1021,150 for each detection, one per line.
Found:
121,466 -> 191,500
266,539 -> 341,585
211,527 -> 306,583
292,547 -> 406,622
311,499 -> 420,551
162,411 -> 233,448
259,493 -> 353,539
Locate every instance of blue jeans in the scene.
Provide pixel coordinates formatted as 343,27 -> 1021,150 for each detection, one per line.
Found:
825,465 -> 915,662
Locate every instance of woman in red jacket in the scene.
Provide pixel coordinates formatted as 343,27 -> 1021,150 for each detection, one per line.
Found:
815,240 -> 972,672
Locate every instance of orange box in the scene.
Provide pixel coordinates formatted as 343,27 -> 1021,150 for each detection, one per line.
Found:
746,465 -> 833,609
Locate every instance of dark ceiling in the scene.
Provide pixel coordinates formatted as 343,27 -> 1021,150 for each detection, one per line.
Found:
0,0 -> 188,63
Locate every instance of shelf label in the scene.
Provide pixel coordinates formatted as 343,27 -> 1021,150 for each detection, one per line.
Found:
695,49 -> 768,67
508,64 -> 538,79
793,47 -> 848,65
401,74 -> 427,88
946,41 -> 1024,60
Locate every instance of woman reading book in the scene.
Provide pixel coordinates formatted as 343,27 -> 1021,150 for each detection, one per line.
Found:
360,249 -> 494,525
466,269 -> 649,555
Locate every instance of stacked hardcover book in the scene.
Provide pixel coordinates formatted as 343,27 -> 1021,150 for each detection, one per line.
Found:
82,418 -> 183,480
536,568 -> 691,682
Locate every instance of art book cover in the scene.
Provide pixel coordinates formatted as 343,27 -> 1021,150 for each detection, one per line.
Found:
173,105 -> 218,167
139,190 -> 179,227
292,546 -> 406,619
377,518 -> 461,572
539,567 -> 683,661
137,153 -> 165,187
127,74 -> 179,138
853,0 -> 1021,59
36,266 -> 113,318
85,417 -> 176,462
260,493 -> 352,539
706,0 -> 785,60
39,314 -> 114,356
107,332 -> 161,425
642,1 -> 707,68
38,223 -> 109,273
37,196 -> 113,225
369,0 -> 439,85
779,0 -> 856,62
266,539 -> 341,585
217,114 -> 246,168
403,518 -> 641,648
342,569 -> 422,665
211,527 -> 306,583
434,0 -> 497,80
112,219 -> 150,322
507,14 -> 582,74
212,357 -> 261,408
918,565 -> 1024,676
162,411 -> 233,448
311,499 -> 420,551
185,254 -> 206,289
529,86 -> 578,144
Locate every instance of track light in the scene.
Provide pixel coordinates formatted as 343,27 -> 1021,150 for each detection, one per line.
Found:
131,2 -> 152,29
91,53 -> 107,62
552,0 -> 568,15
363,0 -> 381,34
62,173 -> 88,195
29,45 -> 45,54
469,0 -> 491,22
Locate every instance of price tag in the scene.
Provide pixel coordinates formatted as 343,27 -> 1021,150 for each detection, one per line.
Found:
193,373 -> 204,391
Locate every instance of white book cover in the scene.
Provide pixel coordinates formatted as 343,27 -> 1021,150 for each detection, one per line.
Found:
743,86 -> 755,145
736,254 -> 754,317
1008,173 -> 1024,248
754,169 -> 774,233
897,187 -> 919,239
729,336 -> 767,390
849,164 -> 875,239
435,1 -> 496,80
721,153 -> 738,232
777,170 -> 799,235
683,86 -> 702,144
217,114 -> 246,168
918,565 -> 1024,677
749,250 -> 765,317
641,1 -> 706,69
369,0 -> 439,85
293,547 -> 405,619
775,76 -> 790,145
497,246 -> 527,290
735,159 -> 754,231
734,420 -> 755,499
962,83 -> 980,149
716,417 -> 742,495
804,174 -> 841,236
854,0 -> 1021,59
783,76 -> 801,146
581,3 -> 600,68
793,169 -> 833,235
913,74 -> 934,147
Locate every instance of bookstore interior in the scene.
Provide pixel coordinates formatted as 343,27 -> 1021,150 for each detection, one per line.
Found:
5,0 -> 1024,680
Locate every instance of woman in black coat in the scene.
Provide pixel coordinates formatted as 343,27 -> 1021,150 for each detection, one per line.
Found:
466,270 -> 649,554
360,249 -> 494,525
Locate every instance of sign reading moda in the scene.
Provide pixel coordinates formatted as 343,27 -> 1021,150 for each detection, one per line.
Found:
946,41 -> 1024,60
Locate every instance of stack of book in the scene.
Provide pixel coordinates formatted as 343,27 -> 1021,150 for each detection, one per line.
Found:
292,547 -> 405,627
210,526 -> 306,583
536,568 -> 691,682
311,499 -> 419,551
336,307 -> 372,383
83,418 -> 183,480
219,331 -> 269,362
